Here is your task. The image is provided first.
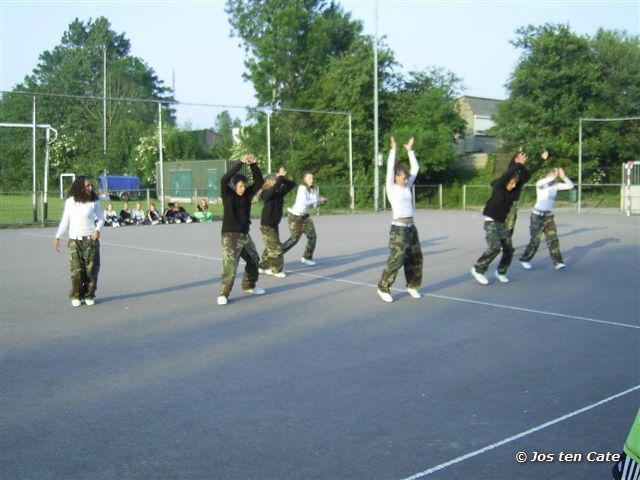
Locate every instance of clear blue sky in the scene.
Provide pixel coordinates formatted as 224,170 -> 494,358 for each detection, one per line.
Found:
1,0 -> 638,129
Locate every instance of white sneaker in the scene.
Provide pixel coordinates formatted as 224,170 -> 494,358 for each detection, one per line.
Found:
71,299 -> 82,307
84,298 -> 95,306
494,271 -> 510,283
554,263 -> 566,270
520,261 -> 532,270
470,267 -> 489,285
272,271 -> 286,278
301,258 -> 316,266
377,289 -> 393,303
407,288 -> 422,299
258,268 -> 268,274
244,287 -> 266,295
217,296 -> 228,305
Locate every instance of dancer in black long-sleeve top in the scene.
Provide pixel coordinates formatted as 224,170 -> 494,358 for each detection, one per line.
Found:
471,150 -> 529,285
504,147 -> 549,236
258,166 -> 297,277
217,154 -> 265,306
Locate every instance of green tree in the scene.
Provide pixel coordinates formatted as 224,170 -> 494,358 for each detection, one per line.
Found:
226,0 -> 368,181
0,17 -> 174,188
210,110 -> 241,159
494,24 -> 640,179
385,68 -> 467,183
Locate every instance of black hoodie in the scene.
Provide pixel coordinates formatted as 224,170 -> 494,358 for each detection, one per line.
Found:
220,162 -> 264,234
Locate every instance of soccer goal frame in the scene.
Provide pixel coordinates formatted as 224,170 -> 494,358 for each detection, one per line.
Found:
0,115 -> 58,222
578,116 -> 640,214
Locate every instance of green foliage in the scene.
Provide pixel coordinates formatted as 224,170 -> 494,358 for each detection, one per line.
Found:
385,69 -> 466,183
494,24 -> 640,176
226,1 -> 466,191
0,17 -> 174,189
226,0 -> 374,183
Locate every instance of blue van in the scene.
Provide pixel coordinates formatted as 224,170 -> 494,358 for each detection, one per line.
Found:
98,175 -> 142,201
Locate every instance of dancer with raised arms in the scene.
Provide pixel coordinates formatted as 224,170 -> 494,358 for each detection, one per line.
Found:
376,136 -> 423,303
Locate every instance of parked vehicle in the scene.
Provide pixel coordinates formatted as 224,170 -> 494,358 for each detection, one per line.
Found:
98,175 -> 142,201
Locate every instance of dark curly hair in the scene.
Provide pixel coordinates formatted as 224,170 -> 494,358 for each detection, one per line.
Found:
67,176 -> 98,203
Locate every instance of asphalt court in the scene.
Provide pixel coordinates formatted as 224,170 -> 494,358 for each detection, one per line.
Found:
1,209 -> 638,479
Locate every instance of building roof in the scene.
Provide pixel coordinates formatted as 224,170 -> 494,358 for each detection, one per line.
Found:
459,96 -> 502,117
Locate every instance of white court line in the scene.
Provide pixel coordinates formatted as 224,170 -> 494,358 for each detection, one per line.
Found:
22,233 -> 222,261
24,232 -> 639,330
286,269 -> 640,331
401,384 -> 640,480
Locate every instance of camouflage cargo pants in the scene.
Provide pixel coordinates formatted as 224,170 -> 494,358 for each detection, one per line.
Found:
520,213 -> 563,264
259,225 -> 284,273
68,237 -> 100,300
219,232 -> 260,297
282,214 -> 316,260
505,202 -> 518,237
378,225 -> 423,293
474,221 -> 514,275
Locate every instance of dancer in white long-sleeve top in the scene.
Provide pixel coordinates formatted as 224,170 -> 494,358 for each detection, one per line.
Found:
282,171 -> 326,266
54,176 -> 104,307
376,136 -> 423,303
519,167 -> 574,270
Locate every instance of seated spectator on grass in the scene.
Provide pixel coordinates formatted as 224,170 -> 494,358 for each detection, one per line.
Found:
195,198 -> 213,223
132,202 -> 145,225
103,203 -> 120,227
119,202 -> 134,226
146,203 -> 162,225
165,201 -> 193,224
163,202 -> 176,223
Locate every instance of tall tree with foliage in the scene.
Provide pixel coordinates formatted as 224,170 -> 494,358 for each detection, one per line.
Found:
210,110 -> 242,159
226,0 -> 369,182
0,16 -> 174,188
385,68 -> 466,183
494,24 -> 640,181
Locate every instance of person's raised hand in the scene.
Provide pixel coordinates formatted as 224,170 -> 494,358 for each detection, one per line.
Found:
404,137 -> 414,152
515,151 -> 528,164
390,136 -> 397,150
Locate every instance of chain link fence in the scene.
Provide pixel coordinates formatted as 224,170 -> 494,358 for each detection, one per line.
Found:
461,183 -> 628,212
4,182 -> 635,227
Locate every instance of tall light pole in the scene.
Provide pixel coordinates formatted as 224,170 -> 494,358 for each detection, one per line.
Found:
102,45 -> 107,155
266,109 -> 272,174
32,95 -> 37,222
373,1 -> 380,212
578,119 -> 583,213
158,102 -> 165,213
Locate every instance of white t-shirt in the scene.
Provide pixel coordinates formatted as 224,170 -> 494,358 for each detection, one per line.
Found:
533,175 -> 574,212
55,198 -> 104,239
385,149 -> 419,220
288,185 -> 319,216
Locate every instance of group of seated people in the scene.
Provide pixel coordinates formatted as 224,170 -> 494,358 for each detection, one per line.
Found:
103,199 -> 214,227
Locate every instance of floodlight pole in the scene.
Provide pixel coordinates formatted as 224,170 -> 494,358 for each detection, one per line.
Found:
44,128 -> 50,222
158,102 -> 165,213
373,2 -> 380,212
32,96 -> 37,223
103,45 -> 107,155
266,109 -> 272,174
578,119 -> 583,213
349,113 -> 354,212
